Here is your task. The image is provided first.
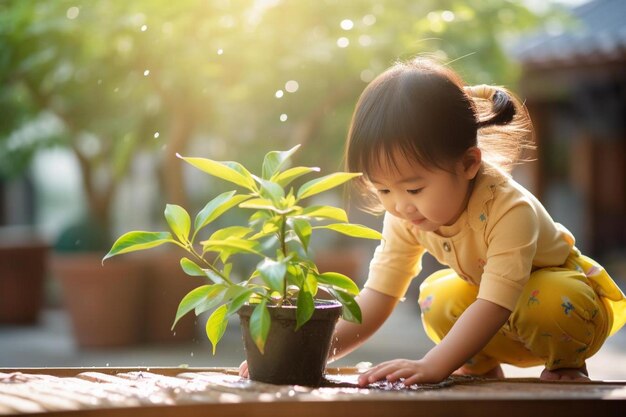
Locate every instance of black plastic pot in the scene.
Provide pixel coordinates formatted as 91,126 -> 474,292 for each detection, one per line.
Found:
238,300 -> 342,386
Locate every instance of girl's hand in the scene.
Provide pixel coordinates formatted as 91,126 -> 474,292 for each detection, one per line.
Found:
357,358 -> 445,387
238,361 -> 249,378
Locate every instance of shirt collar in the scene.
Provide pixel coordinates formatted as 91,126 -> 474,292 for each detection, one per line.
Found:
466,162 -> 509,231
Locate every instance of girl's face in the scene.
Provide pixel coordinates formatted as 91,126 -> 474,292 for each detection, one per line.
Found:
367,148 -> 481,233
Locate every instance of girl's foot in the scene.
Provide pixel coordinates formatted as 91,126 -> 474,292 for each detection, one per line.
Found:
453,364 -> 504,379
540,364 -> 590,382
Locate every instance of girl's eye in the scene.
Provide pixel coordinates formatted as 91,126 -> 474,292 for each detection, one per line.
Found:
377,189 -> 390,195
407,188 -> 423,195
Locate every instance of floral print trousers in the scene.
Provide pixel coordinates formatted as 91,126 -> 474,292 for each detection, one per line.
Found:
418,252 -> 626,373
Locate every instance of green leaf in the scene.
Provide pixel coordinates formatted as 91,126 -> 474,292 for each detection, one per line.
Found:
316,272 -> 359,295
172,285 -> 213,329
315,223 -> 383,240
329,288 -> 362,324
194,191 -> 250,233
291,218 -> 312,251
257,258 -> 287,294
296,172 -> 362,200
304,273 -> 318,296
262,145 -> 300,179
250,299 -> 271,354
164,204 -> 191,243
209,226 -> 253,241
300,205 -> 348,222
180,257 -> 205,276
272,166 -> 321,188
201,239 -> 263,257
177,154 -> 256,191
103,231 -> 176,261
254,176 -> 285,203
205,269 -> 226,284
296,289 -> 314,330
226,288 -> 255,316
240,198 -> 294,215
206,304 -> 229,355
194,286 -> 229,315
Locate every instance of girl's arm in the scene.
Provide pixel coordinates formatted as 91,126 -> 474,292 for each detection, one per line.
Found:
328,287 -> 400,362
358,298 -> 510,385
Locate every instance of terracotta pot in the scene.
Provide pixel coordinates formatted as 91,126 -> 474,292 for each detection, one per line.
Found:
0,239 -> 49,324
143,252 -> 199,343
52,253 -> 145,348
238,301 -> 342,386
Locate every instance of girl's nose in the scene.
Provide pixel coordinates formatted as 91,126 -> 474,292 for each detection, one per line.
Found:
395,199 -> 417,215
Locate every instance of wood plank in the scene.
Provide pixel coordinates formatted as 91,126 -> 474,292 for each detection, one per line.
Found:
1,368 -> 624,417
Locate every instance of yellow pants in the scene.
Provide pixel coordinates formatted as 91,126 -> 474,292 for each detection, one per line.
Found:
418,252 -> 626,373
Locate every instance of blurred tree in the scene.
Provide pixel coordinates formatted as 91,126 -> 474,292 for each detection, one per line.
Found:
0,0 -> 548,243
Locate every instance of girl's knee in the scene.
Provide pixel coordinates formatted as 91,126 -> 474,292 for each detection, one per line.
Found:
419,269 -> 478,341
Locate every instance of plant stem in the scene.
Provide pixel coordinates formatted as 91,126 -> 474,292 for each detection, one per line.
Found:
280,214 -> 288,305
186,243 -> 234,285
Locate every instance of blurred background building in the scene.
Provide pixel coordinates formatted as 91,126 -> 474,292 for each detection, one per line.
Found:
1,0 -> 624,373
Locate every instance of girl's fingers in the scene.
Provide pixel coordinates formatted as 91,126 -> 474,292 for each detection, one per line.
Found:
357,363 -> 400,386
238,361 -> 249,378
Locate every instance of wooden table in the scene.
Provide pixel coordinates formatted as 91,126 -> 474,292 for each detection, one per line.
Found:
1,367 -> 625,416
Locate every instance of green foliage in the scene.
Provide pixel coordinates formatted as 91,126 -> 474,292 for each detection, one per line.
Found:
104,145 -> 382,354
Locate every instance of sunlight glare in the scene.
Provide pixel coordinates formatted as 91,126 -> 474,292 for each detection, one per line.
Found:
340,19 -> 354,30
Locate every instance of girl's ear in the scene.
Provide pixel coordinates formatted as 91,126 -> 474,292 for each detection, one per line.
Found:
461,147 -> 482,180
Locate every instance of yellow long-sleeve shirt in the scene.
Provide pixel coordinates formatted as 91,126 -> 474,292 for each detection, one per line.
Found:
365,163 -> 576,311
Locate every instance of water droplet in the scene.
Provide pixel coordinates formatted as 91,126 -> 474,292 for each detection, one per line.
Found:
190,352 -> 194,357
340,19 -> 354,30
279,113 -> 288,122
217,48 -> 224,55
97,79 -> 102,85
105,363 -> 110,367
113,87 -> 119,93
337,37 -> 350,48
66,7 -> 79,20
153,132 -> 160,139
285,80 -> 299,93
143,70 -> 150,76
141,24 -> 148,32
275,89 -> 284,98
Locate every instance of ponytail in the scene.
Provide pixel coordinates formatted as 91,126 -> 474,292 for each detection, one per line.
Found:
464,84 -> 534,173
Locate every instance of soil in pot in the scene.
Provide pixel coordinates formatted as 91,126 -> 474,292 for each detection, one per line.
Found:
238,300 -> 342,386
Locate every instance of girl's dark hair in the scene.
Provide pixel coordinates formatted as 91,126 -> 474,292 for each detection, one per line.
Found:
345,57 -> 533,212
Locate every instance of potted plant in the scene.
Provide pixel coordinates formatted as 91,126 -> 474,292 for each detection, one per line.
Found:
103,145 -> 381,386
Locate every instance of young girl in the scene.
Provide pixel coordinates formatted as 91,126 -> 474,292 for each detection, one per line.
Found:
328,57 -> 626,385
